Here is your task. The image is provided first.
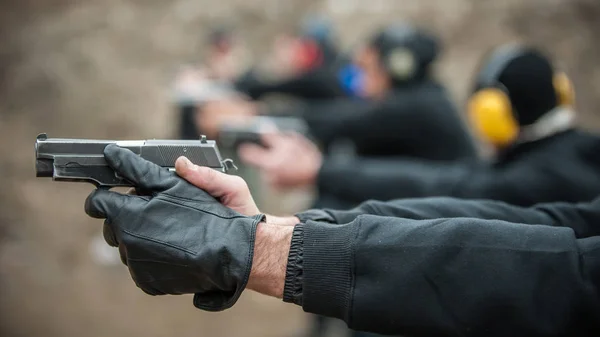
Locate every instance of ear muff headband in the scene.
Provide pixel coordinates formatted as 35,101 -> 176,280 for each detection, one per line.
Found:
476,44 -> 528,87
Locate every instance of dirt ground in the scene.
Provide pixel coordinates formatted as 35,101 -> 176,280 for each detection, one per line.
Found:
1,1 -> 600,336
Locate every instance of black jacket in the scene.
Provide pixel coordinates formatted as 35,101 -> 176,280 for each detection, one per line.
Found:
318,129 -> 600,207
234,67 -> 346,101
234,38 -> 347,101
301,80 -> 477,160
284,196 -> 600,336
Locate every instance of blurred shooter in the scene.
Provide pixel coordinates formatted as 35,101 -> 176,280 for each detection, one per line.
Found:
203,23 -> 477,166
240,44 -> 600,208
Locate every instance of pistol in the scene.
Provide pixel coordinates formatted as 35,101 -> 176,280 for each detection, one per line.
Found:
218,116 -> 309,149
35,133 -> 236,187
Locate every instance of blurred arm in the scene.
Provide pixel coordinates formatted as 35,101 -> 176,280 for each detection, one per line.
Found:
296,196 -> 600,238
234,68 -> 343,100
317,156 -> 465,203
317,154 -> 575,207
302,98 -> 425,151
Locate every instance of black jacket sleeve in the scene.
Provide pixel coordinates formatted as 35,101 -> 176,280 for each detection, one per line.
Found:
234,68 -> 343,100
296,196 -> 600,238
317,155 -> 564,207
297,215 -> 600,336
302,98 -> 428,154
317,157 -> 464,203
302,82 -> 477,161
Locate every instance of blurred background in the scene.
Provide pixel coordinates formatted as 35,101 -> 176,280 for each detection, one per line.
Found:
1,0 -> 600,336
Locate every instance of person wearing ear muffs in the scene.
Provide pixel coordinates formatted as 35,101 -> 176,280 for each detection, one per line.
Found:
301,43 -> 600,207
211,24 -> 477,204
227,23 -> 477,162
293,23 -> 477,161
231,45 -> 600,337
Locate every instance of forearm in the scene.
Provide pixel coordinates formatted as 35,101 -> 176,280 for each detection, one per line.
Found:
316,157 -> 464,204
302,100 -> 372,146
249,214 -> 600,336
298,215 -> 600,336
298,197 -> 578,230
235,69 -> 340,100
265,214 -> 299,227
247,222 -> 293,298
532,197 -> 600,237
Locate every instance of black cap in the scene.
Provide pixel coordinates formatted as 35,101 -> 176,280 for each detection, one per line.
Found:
474,44 -> 558,126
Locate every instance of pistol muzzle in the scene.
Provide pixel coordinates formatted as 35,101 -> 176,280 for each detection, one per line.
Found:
35,159 -> 54,177
35,133 -> 53,177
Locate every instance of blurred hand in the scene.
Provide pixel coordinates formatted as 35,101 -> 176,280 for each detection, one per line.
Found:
174,156 -> 260,216
238,133 -> 323,189
196,99 -> 257,139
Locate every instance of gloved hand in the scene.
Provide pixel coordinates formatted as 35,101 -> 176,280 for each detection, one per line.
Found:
84,144 -> 265,311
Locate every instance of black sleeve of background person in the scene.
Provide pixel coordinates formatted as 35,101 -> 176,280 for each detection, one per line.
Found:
234,68 -> 343,100
178,104 -> 200,140
298,196 -> 600,238
317,153 -> 583,207
301,215 -> 600,336
317,157 -> 467,205
304,84 -> 477,161
302,97 -> 424,155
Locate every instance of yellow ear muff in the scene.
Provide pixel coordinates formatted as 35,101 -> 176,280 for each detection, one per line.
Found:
553,72 -> 575,107
468,88 -> 519,147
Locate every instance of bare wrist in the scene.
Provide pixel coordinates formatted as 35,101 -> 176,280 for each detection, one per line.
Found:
247,222 -> 293,298
265,214 -> 300,227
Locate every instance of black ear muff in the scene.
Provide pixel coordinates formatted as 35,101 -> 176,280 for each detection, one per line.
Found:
373,24 -> 418,82
384,47 -> 417,81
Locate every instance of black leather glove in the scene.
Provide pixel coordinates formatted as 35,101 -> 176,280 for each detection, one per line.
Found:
84,144 -> 265,311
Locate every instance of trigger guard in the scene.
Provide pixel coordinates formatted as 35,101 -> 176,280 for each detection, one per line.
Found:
222,159 -> 238,172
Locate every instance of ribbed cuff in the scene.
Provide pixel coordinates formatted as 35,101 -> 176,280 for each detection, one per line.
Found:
295,209 -> 336,224
283,223 -> 304,305
302,220 -> 357,322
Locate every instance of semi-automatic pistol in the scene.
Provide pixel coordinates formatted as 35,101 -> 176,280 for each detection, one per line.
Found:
35,133 -> 235,187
